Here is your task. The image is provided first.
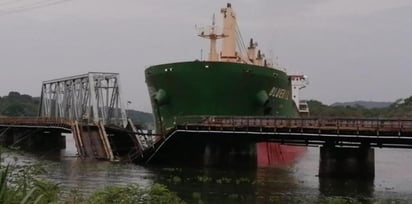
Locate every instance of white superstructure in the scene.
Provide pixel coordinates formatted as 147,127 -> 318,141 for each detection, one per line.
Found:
290,75 -> 310,115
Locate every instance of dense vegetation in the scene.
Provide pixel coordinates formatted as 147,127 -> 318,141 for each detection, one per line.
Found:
307,96 -> 412,118
126,110 -> 154,129
0,92 -> 39,116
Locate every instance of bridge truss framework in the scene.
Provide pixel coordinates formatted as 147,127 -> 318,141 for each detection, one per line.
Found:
39,72 -> 127,127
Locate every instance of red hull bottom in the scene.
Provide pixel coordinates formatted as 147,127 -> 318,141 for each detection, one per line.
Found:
257,142 -> 306,167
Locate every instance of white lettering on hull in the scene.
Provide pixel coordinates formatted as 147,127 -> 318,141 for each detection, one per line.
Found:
269,87 -> 290,100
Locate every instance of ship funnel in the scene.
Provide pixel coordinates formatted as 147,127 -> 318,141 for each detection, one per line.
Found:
248,38 -> 257,63
256,50 -> 264,66
227,3 -> 231,8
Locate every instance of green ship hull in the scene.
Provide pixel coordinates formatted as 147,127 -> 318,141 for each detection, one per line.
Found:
145,61 -> 298,134
144,61 -> 305,166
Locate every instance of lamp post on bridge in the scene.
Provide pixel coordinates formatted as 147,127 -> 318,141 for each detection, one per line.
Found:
126,101 -> 132,117
127,101 -> 132,110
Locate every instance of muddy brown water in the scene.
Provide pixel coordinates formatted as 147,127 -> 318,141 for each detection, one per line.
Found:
9,135 -> 412,203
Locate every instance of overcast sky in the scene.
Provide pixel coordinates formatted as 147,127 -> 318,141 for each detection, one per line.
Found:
0,0 -> 411,112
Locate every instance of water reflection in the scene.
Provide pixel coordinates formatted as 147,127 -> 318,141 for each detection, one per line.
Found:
45,158 -> 153,194
150,167 -> 255,203
319,177 -> 374,198
16,141 -> 412,203
148,165 -> 303,203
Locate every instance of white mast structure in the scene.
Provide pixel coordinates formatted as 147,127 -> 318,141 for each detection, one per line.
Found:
198,14 -> 226,61
198,3 -> 269,66
220,3 -> 238,62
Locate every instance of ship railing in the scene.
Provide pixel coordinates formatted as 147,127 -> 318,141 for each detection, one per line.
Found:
173,115 -> 412,135
173,115 -> 210,126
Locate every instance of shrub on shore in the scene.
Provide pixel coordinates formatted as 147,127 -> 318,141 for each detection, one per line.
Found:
0,153 -> 185,204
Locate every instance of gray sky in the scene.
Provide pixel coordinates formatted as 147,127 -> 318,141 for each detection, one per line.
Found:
0,0 -> 411,112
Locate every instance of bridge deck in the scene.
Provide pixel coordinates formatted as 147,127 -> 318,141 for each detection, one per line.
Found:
0,117 -> 154,162
172,116 -> 412,148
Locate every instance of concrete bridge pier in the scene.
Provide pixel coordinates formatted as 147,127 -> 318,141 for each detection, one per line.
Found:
11,129 -> 27,147
27,130 -> 66,151
319,146 -> 375,179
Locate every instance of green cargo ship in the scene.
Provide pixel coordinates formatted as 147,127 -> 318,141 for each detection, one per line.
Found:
145,3 -> 306,166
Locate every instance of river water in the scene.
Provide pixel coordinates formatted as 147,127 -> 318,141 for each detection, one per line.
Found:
12,135 -> 412,203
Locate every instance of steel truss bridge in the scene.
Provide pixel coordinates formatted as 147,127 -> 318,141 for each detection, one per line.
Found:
39,72 -> 127,127
0,72 -> 156,163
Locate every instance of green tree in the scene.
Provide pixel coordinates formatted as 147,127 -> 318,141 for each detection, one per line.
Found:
307,96 -> 412,118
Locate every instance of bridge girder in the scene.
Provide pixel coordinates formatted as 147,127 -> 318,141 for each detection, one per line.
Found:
39,72 -> 127,127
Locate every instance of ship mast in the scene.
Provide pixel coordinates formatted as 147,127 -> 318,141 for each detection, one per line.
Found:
220,3 -> 237,62
198,14 -> 226,61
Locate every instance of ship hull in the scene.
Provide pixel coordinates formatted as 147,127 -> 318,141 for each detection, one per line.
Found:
145,61 -> 305,166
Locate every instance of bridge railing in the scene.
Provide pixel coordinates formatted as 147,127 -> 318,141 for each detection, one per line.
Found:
173,116 -> 412,132
0,117 -> 74,127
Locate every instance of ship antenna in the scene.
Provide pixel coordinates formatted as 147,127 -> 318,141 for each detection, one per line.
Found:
200,48 -> 203,61
197,12 -> 226,61
212,13 -> 216,30
268,49 -> 274,67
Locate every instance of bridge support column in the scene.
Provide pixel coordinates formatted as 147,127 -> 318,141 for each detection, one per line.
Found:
60,135 -> 66,149
319,146 -> 374,179
12,131 -> 27,148
27,131 -> 65,151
